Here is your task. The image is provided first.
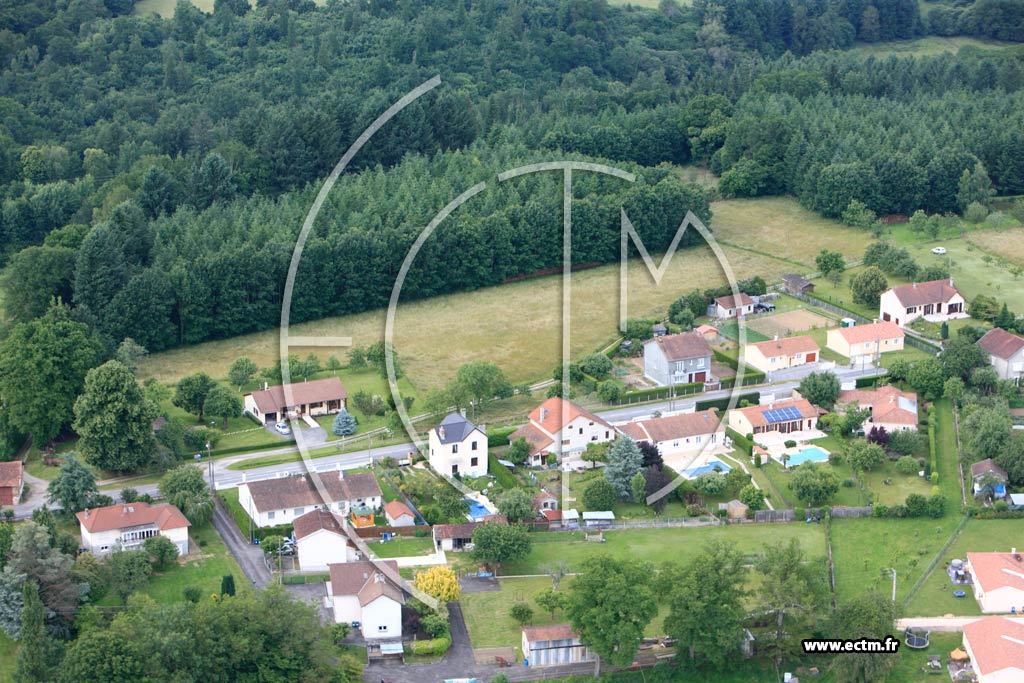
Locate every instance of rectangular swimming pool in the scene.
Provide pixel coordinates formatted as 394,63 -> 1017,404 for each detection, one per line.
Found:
682,459 -> 732,479
779,446 -> 830,466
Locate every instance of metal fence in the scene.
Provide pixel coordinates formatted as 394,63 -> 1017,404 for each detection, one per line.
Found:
790,292 -> 941,354
754,509 -> 795,523
829,506 -> 873,518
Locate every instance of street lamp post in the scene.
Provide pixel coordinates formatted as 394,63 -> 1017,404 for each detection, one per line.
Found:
884,567 -> 897,602
206,441 -> 214,490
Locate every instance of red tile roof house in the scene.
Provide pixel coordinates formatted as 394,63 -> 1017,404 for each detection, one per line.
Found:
714,292 -> 755,319
617,409 -> 724,461
383,500 -> 415,527
962,616 -> 1024,683
837,385 -> 919,434
967,550 -> 1024,614
237,471 -> 382,528
642,332 -> 714,387
327,560 -> 406,643
508,397 -> 615,466
726,398 -> 820,437
432,516 -> 507,552
76,502 -> 191,556
977,328 -> 1024,383
521,624 -> 594,668
243,377 -> 348,426
743,336 -> 820,375
293,509 -> 361,572
878,278 -> 966,328
0,461 -> 24,505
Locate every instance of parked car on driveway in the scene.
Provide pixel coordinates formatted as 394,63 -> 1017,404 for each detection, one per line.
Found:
274,422 -> 291,435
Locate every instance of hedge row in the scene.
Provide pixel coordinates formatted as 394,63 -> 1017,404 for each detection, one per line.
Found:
616,382 -> 704,404
488,426 -> 518,448
488,453 -> 520,490
854,375 -> 887,389
971,508 -> 1024,519
927,404 -> 938,481
696,392 -> 760,413
726,428 -> 753,457
719,372 -> 766,389
713,348 -> 739,369
407,635 -> 452,656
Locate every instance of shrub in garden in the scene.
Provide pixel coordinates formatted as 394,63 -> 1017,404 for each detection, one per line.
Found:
895,456 -> 919,475
784,440 -> 797,449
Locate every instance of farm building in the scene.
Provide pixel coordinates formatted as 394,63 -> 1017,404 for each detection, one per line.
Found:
522,625 -> 594,668
781,274 -> 814,296
243,377 -> 347,425
826,321 -> 905,366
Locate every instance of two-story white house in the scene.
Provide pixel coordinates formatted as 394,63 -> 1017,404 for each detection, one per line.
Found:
76,502 -> 191,556
643,332 -> 714,386
879,279 -> 967,328
327,560 -> 405,640
428,412 -> 488,478
237,471 -> 382,528
508,397 -> 615,465
294,509 -> 361,571
977,328 -> 1024,384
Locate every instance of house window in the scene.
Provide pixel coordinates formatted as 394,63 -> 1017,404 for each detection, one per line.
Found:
471,457 -> 478,467
605,431 -> 609,438
562,439 -> 570,445
696,358 -> 705,368
578,427 -> 583,435
451,464 -> 458,474
267,511 -> 275,520
378,625 -> 388,632
471,441 -> 478,450
294,507 -> 304,516
452,444 -> 458,453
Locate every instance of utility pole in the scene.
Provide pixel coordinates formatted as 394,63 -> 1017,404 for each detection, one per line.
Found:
206,441 -> 214,491
884,568 -> 896,602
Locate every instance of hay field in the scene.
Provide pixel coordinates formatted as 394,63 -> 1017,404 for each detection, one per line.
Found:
967,227 -> 1024,267
709,197 -> 873,266
138,243 -> 791,388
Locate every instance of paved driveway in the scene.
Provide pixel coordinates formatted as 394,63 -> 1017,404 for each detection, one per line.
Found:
364,603 -> 478,683
212,498 -> 271,588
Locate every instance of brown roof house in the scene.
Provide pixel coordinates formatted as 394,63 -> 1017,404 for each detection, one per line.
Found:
781,274 -> 814,296
522,624 -> 594,668
977,328 -> 1024,383
966,550 -> 1024,613
293,509 -> 360,571
643,332 -> 714,387
962,616 -> 1024,683
432,516 -> 507,552
383,500 -> 416,527
0,461 -> 23,506
77,502 -> 191,556
837,385 -> 919,434
617,409 -> 724,463
971,459 -> 1009,498
879,279 -> 966,328
243,377 -> 347,425
237,471 -> 382,528
727,398 -> 819,437
714,293 -> 755,319
744,336 -> 820,375
509,397 -> 615,466
327,560 -> 407,642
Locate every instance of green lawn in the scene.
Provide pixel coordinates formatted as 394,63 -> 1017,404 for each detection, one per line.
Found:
368,535 -> 434,558
0,632 -> 15,683
932,399 -> 964,506
96,523 -> 247,606
501,524 -> 826,575
848,36 -> 1019,57
809,266 -> 911,320
831,517 -> 960,605
904,518 -> 1019,617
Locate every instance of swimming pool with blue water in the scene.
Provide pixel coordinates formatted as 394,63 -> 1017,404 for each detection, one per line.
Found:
464,499 -> 493,520
779,446 -> 830,466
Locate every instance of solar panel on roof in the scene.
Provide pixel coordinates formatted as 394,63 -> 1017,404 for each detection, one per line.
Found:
764,406 -> 801,423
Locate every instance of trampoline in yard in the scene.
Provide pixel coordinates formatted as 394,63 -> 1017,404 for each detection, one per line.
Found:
905,628 -> 930,649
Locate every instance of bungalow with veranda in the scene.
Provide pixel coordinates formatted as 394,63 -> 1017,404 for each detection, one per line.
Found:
643,332 -> 714,387
428,412 -> 488,478
237,471 -> 382,528
77,502 -> 191,556
966,551 -> 1024,614
727,398 -> 819,436
616,409 -> 724,459
244,377 -> 348,425
977,328 -> 1024,383
962,616 -> 1024,683
826,321 -> 905,367
878,279 -> 966,328
508,397 -> 615,466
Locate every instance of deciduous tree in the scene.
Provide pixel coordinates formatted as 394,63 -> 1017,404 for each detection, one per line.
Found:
413,566 -> 461,603
798,371 -> 841,410
47,456 -> 98,513
470,523 -> 531,575
73,361 -> 157,472
496,488 -> 534,523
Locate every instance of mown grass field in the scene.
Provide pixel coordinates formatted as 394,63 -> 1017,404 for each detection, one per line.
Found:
139,241 -> 794,389
831,516 -> 960,605
848,35 -> 1019,57
709,197 -> 873,266
501,523 -> 827,575
0,633 -> 14,683
368,535 -> 434,558
904,518 -> 1020,617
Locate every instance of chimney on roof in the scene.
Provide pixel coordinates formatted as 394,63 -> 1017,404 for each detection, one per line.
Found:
122,505 -> 128,514
263,382 -> 268,390
540,407 -> 548,423
438,426 -> 446,439
84,509 -> 89,518
459,408 -> 466,418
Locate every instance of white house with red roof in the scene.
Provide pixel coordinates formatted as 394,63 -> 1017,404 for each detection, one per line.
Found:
617,409 -> 724,459
714,293 -> 755,319
76,502 -> 191,556
967,550 -> 1024,613
293,509 -> 360,571
383,500 -> 415,527
243,377 -> 348,425
826,321 -> 905,366
508,397 -> 615,466
837,385 -> 919,433
327,560 -> 406,640
977,328 -> 1024,383
744,336 -> 820,374
879,279 -> 966,328
963,616 -> 1024,683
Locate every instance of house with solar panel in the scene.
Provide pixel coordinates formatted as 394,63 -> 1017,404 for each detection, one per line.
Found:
727,398 -> 819,437
428,412 -> 488,477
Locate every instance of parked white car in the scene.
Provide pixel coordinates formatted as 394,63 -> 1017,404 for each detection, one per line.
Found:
274,422 -> 291,435
931,247 -> 947,255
